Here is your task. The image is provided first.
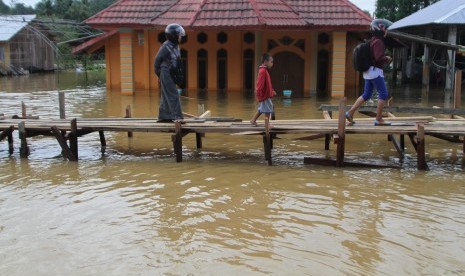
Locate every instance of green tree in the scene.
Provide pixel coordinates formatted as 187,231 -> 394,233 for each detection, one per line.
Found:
55,0 -> 73,16
375,0 -> 440,21
0,0 -> 10,14
36,0 -> 53,17
10,3 -> 35,14
65,0 -> 90,21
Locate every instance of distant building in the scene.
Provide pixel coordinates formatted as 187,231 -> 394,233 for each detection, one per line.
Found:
0,15 -> 55,76
74,0 -> 372,98
390,0 -> 465,91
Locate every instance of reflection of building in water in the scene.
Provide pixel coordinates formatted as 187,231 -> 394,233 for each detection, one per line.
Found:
74,0 -> 373,98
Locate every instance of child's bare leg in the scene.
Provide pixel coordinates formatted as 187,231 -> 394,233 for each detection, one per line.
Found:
265,113 -> 272,127
250,112 -> 261,126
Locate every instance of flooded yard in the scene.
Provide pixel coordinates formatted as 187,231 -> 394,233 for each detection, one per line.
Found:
1,72 -> 464,275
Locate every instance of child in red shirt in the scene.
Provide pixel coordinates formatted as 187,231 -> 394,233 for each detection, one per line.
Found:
250,53 -> 276,126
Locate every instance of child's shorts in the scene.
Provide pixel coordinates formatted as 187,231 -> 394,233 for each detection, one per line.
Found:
258,98 -> 273,114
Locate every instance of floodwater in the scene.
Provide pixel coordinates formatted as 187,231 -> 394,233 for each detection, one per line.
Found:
1,72 -> 465,275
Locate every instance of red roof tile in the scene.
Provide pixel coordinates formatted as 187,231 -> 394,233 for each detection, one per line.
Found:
86,0 -> 176,28
85,0 -> 371,30
286,0 -> 372,26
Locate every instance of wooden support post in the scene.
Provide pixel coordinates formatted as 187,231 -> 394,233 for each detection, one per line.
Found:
463,136 -> 465,154
388,134 -> 404,158
18,122 -> 29,158
336,98 -> 346,167
263,118 -> 272,165
417,123 -> 427,170
195,132 -> 203,149
125,105 -> 133,138
59,92 -> 66,119
0,126 -> 13,141
323,110 -> 332,150
8,127 -> 14,155
69,119 -> 78,160
51,126 -> 77,161
173,121 -> 183,162
325,134 -> 331,150
408,133 -> 418,152
21,101 -> 27,118
454,70 -> 462,110
400,135 -> 405,151
99,131 -> 106,154
0,126 -> 14,155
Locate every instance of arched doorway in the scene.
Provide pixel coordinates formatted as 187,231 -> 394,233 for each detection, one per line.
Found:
269,51 -> 304,97
197,49 -> 208,90
317,50 -> 330,98
180,49 -> 187,89
217,49 -> 227,90
243,49 -> 254,92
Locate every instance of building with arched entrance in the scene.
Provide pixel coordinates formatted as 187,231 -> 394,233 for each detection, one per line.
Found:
74,0 -> 372,98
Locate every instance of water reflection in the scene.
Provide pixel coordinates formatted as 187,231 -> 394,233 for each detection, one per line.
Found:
1,72 -> 465,275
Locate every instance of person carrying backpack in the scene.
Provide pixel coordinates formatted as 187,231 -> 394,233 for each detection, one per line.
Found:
346,19 -> 393,126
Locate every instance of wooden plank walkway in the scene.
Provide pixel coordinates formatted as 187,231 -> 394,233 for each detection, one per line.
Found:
1,99 -> 465,169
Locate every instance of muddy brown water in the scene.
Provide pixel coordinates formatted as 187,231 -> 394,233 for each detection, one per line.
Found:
1,72 -> 465,275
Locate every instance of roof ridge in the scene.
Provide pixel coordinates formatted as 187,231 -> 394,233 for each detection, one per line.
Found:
339,0 -> 373,22
249,0 -> 265,25
435,3 -> 465,23
278,0 -> 311,25
187,0 -> 208,27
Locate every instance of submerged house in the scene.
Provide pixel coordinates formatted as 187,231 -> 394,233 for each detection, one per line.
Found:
74,0 -> 372,98
0,15 -> 55,76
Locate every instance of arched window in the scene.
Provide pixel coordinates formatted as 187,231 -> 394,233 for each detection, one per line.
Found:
180,49 -> 188,88
243,49 -> 254,90
197,49 -> 208,90
217,49 -> 227,90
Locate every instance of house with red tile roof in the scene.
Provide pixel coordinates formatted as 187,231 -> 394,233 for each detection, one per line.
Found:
75,0 -> 372,98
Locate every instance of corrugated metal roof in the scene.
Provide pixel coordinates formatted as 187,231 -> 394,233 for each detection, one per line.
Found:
86,0 -> 371,29
0,15 -> 36,42
390,0 -> 465,30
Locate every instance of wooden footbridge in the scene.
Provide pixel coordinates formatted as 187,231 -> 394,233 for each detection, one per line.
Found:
1,98 -> 465,170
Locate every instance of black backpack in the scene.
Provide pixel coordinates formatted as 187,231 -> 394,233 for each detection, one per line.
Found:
353,39 -> 373,72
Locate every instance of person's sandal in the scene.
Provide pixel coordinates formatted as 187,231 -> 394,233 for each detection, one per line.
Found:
345,111 -> 355,124
374,120 -> 391,126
